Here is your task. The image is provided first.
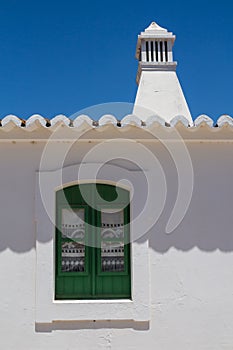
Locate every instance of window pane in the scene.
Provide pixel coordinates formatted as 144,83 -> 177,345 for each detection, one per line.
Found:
101,209 -> 124,239
61,208 -> 85,240
61,242 -> 85,272
101,241 -> 124,272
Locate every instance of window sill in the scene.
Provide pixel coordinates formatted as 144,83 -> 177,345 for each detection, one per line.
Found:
36,296 -> 148,323
54,299 -> 133,304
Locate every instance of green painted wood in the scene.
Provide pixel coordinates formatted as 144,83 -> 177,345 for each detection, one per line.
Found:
55,183 -> 131,300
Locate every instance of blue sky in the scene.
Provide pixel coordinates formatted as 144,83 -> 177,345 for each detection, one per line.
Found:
0,0 -> 232,121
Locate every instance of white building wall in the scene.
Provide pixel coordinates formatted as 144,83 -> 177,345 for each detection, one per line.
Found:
0,139 -> 233,349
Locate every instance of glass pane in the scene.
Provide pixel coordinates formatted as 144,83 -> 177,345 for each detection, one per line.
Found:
61,241 -> 85,272
101,209 -> 124,239
101,241 -> 124,272
61,208 -> 85,240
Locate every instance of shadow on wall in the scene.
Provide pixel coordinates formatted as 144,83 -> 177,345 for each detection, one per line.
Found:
146,144 -> 233,253
35,320 -> 149,333
0,143 -> 233,253
1,169 -> 233,253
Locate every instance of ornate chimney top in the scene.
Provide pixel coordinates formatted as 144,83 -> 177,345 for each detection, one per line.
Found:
135,21 -> 177,83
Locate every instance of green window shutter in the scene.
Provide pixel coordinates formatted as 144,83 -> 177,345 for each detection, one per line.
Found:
55,184 -> 131,300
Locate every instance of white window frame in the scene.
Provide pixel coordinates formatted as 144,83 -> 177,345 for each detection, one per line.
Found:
35,163 -> 150,323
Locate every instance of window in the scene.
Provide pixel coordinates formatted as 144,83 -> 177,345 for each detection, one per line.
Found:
36,163 -> 150,322
55,183 -> 131,299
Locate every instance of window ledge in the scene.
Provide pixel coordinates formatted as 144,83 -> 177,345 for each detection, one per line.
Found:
54,299 -> 133,304
36,299 -> 145,323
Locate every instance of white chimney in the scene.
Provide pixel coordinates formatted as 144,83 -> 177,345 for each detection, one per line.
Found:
133,21 -> 193,124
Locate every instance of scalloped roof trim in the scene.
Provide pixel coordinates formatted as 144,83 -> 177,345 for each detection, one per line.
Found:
0,114 -> 232,130
194,115 -> 213,127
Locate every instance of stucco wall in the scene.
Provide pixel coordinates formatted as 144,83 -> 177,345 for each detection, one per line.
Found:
0,139 -> 233,349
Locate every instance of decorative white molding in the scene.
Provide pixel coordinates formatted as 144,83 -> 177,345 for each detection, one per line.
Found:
145,115 -> 166,127
138,61 -> 177,71
1,115 -> 22,130
194,115 -> 213,128
26,114 -> 47,130
72,115 -> 93,128
50,115 -> 70,127
170,115 -> 190,128
121,115 -> 142,127
216,115 -> 233,127
99,114 -> 118,126
0,114 -> 232,134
